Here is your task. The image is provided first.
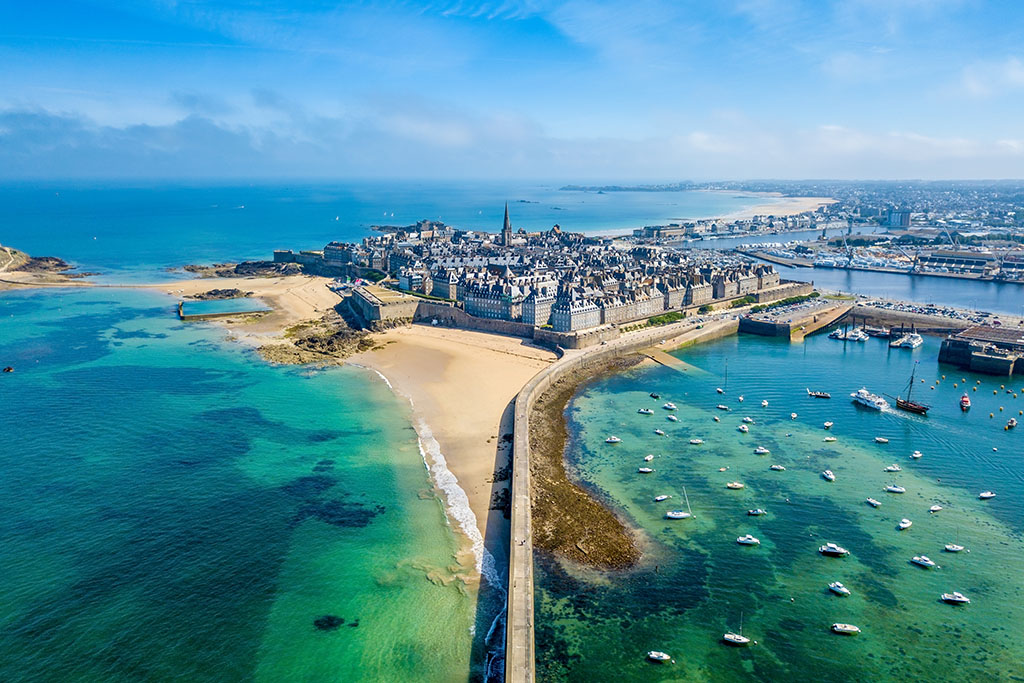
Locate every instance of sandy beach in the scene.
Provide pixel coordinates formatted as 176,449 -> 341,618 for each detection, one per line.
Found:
721,192 -> 836,220
155,274 -> 559,581
348,326 -> 556,577
152,274 -> 343,342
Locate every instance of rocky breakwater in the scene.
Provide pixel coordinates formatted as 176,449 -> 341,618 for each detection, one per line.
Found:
258,297 -> 410,365
185,288 -> 253,300
183,261 -> 302,278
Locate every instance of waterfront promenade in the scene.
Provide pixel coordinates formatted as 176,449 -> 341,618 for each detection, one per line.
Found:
506,316 -> 739,682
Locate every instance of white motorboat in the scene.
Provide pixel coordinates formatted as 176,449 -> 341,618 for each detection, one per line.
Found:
747,508 -> 767,516
941,592 -> 971,605
638,408 -> 654,415
831,623 -> 861,635
911,555 -> 936,568
717,387 -> 724,394
736,534 -> 760,545
717,404 -> 730,411
761,400 -> 769,407
875,436 -> 889,444
738,396 -> 744,402
754,446 -> 770,455
644,454 -> 655,462
743,416 -> 755,424
910,450 -> 923,459
979,491 -> 996,500
654,429 -> 666,436
819,543 -> 849,557
884,464 -> 902,472
822,470 -> 836,482
929,505 -> 943,513
738,424 -> 749,433
638,467 -> 654,473
654,495 -> 671,502
823,421 -> 833,429
689,438 -> 704,445
790,412 -> 798,420
667,415 -> 678,422
898,333 -> 924,349
823,436 -> 837,442
663,402 -> 677,411
606,436 -> 622,444
829,581 -> 851,596
647,650 -> 672,662
885,484 -> 906,494
665,510 -> 692,520
847,327 -> 869,342
851,388 -> 889,411
770,464 -> 786,471
866,498 -> 881,508
898,518 -> 913,530
726,481 -> 745,490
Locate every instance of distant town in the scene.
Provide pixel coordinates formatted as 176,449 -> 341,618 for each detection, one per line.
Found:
272,203 -> 812,349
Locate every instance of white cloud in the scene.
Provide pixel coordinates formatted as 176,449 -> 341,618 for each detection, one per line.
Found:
959,57 -> 1024,98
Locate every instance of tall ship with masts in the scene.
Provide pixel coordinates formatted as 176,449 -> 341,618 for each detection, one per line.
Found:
894,361 -> 930,415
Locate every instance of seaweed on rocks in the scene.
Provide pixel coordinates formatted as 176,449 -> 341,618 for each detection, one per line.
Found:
529,354 -> 645,569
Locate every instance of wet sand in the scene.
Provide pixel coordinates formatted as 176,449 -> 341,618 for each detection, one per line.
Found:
348,325 -> 557,576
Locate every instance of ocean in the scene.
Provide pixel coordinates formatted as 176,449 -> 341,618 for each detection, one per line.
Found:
535,332 -> 1024,681
0,288 -> 477,681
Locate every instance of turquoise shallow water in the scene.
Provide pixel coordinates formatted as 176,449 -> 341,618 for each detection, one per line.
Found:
0,288 -> 478,681
536,332 -> 1024,681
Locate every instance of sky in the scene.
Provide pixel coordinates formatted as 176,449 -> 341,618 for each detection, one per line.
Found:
2,0 -> 1024,180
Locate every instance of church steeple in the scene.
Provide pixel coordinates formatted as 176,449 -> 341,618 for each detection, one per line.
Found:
501,202 -> 512,246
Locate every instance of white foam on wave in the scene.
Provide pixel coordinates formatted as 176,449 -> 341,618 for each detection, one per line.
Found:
349,362 -> 394,390
414,418 -> 502,589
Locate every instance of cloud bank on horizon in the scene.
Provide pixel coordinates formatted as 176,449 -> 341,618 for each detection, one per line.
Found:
2,0 -> 1023,180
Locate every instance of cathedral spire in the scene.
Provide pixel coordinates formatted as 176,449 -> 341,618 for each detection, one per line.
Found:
502,202 -> 512,245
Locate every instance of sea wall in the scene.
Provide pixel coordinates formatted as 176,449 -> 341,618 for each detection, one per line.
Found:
413,301 -> 536,338
844,304 -> 971,335
505,316 -> 738,683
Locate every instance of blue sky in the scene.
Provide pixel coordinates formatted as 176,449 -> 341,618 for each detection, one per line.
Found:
2,0 -> 1024,179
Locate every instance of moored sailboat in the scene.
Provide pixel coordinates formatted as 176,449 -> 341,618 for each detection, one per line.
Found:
893,361 -> 930,415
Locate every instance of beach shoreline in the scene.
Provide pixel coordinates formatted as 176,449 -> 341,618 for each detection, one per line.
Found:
347,325 -> 557,584
711,191 -> 837,221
